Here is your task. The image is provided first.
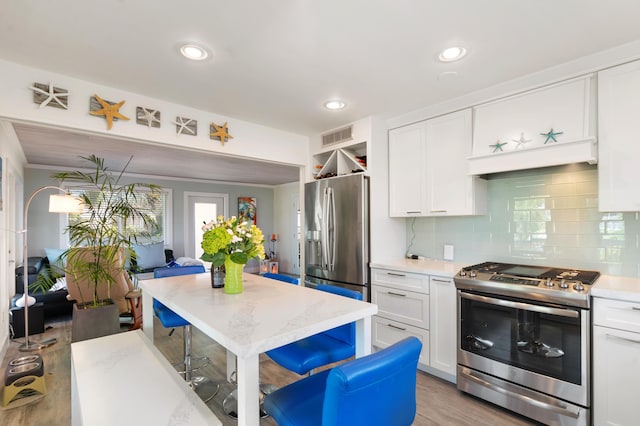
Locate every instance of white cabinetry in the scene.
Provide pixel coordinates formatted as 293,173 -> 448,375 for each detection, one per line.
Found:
593,297 -> 640,426
388,109 -> 486,217
470,75 -> 597,175
598,60 -> 640,211
388,123 -> 427,216
371,267 -> 456,382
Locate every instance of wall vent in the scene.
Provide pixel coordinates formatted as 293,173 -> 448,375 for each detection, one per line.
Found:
322,126 -> 353,147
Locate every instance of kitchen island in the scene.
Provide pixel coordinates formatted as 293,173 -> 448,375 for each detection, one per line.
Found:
140,272 -> 377,426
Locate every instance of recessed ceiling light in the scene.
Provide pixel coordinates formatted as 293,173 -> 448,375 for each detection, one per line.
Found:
324,100 -> 347,110
438,46 -> 467,62
180,44 -> 208,61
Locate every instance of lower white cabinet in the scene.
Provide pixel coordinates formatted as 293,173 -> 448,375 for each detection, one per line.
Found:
593,297 -> 640,426
371,267 -> 456,382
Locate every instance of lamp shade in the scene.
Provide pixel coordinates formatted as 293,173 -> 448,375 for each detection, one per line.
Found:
49,194 -> 84,213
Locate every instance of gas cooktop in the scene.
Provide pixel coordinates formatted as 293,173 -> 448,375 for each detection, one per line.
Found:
454,261 -> 600,308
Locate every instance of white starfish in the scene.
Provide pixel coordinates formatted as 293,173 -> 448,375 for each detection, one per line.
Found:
138,107 -> 161,127
512,132 -> 531,149
30,82 -> 68,109
174,116 -> 196,135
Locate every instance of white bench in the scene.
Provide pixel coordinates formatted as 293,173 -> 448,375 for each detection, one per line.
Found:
71,329 -> 221,426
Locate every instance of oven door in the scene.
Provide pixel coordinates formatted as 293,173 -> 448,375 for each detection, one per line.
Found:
457,290 -> 589,407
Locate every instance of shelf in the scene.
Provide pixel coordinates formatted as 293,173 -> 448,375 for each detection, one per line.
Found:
313,141 -> 367,179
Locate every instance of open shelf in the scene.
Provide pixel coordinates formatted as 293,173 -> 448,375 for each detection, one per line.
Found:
313,142 -> 367,179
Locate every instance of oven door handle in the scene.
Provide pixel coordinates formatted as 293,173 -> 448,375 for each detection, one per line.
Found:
460,292 -> 579,318
462,369 -> 581,419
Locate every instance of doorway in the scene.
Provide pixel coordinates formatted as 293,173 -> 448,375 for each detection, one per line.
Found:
184,192 -> 228,260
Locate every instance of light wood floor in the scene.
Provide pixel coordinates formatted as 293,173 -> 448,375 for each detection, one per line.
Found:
0,317 -> 537,425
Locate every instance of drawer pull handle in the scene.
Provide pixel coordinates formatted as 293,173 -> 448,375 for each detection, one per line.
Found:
607,333 -> 640,344
431,278 -> 451,283
387,272 -> 406,277
387,291 -> 406,297
406,211 -> 421,214
632,307 -> 640,311
387,323 -> 406,331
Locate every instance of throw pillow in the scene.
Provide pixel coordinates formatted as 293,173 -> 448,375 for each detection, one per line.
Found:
44,247 -> 66,268
132,242 -> 166,270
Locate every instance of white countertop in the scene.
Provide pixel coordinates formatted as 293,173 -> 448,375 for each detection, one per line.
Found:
370,258 -> 467,278
71,330 -> 221,426
372,258 -> 640,303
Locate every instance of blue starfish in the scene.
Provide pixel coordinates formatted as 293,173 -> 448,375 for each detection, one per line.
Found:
540,128 -> 563,144
489,140 -> 508,152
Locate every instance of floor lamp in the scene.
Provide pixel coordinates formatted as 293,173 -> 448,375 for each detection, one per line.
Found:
19,186 -> 83,352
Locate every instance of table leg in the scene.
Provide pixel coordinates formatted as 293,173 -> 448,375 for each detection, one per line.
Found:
236,354 -> 260,426
226,349 -> 236,382
142,290 -> 153,341
355,316 -> 372,358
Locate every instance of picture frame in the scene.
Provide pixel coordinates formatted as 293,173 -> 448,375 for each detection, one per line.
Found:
238,197 -> 257,225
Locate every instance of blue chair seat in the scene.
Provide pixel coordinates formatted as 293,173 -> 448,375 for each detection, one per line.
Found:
153,300 -> 189,328
266,334 -> 354,375
263,272 -> 299,285
264,337 -> 422,426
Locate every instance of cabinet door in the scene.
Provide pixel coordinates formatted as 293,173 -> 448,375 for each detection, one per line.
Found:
426,109 -> 486,215
598,60 -> 640,211
372,284 -> 429,329
593,325 -> 640,426
429,276 -> 457,377
372,316 -> 430,367
388,122 -> 427,217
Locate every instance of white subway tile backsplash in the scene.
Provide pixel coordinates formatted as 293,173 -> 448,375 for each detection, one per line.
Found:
406,164 -> 640,276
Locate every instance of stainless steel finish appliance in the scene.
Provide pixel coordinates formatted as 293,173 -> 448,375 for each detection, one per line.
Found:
304,174 -> 369,301
454,262 -> 599,426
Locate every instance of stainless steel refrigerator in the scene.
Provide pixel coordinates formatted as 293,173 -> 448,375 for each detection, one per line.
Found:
304,173 -> 370,301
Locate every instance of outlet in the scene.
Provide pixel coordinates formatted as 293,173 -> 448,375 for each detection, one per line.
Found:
443,244 -> 454,261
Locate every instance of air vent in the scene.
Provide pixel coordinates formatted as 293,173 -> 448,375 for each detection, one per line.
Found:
322,126 -> 353,147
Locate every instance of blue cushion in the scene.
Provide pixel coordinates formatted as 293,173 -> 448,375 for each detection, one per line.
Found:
132,242 -> 166,270
44,248 -> 66,268
153,300 -> 190,328
266,334 -> 354,375
263,273 -> 299,285
263,369 -> 329,426
315,285 -> 362,345
153,265 -> 205,278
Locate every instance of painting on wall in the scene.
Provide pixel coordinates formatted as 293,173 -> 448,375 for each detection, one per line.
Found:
238,197 -> 257,225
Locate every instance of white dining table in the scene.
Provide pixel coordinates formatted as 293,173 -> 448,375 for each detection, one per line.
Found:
140,272 -> 378,426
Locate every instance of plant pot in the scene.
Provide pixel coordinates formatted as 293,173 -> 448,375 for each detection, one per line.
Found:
224,256 -> 244,294
71,299 -> 120,343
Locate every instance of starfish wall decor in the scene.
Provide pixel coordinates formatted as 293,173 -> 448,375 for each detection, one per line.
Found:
31,82 -> 68,109
210,122 -> 233,145
174,116 -> 197,136
89,94 -> 129,130
512,132 -> 532,149
490,140 -> 508,153
136,107 -> 161,128
540,128 -> 564,144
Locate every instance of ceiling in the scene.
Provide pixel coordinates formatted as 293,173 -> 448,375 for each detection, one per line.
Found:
3,1 -> 640,184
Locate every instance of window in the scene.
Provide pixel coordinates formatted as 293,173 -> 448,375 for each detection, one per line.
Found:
64,187 -> 173,247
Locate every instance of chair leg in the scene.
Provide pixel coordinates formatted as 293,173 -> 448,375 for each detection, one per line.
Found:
127,296 -> 143,331
182,325 -> 219,403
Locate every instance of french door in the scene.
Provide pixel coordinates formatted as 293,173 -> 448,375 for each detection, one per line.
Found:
184,192 -> 228,260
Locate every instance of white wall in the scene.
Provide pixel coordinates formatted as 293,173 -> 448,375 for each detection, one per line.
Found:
0,120 -> 27,360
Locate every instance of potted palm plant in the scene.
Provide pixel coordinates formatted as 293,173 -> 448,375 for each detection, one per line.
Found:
53,155 -> 161,341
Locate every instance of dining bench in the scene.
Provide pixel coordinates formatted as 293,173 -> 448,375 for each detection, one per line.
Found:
70,329 -> 221,426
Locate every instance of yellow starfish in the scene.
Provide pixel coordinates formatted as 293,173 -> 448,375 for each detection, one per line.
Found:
90,94 -> 130,130
210,122 -> 234,145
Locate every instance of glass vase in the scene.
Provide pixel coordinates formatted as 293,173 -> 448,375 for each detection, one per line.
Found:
224,256 -> 244,294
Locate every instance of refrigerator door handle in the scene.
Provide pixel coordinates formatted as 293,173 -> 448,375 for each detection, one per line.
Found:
328,187 -> 336,271
321,187 -> 329,270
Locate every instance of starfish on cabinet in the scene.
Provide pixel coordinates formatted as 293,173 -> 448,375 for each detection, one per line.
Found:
512,132 -> 531,149
90,94 -> 129,130
490,140 -> 508,152
540,128 -> 564,144
30,82 -> 68,109
138,107 -> 161,127
210,122 -> 234,145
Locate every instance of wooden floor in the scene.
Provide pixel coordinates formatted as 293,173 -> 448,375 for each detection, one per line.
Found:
0,317 -> 537,425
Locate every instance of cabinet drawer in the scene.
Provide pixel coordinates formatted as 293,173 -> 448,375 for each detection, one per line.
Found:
594,298 -> 640,332
372,316 -> 429,367
372,285 -> 429,329
371,268 -> 429,293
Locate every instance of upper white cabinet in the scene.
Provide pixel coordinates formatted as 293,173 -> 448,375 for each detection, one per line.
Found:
388,122 -> 428,216
598,60 -> 640,212
388,109 -> 486,217
469,75 -> 597,175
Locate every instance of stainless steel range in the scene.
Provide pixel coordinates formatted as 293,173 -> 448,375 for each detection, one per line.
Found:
454,262 -> 600,426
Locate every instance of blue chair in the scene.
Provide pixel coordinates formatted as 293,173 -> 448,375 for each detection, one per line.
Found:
263,272 -> 300,285
264,336 -> 422,426
153,265 -> 219,402
266,284 -> 362,376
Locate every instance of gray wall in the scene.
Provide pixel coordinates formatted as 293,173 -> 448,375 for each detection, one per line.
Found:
406,164 -> 639,277
25,168 -> 276,260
